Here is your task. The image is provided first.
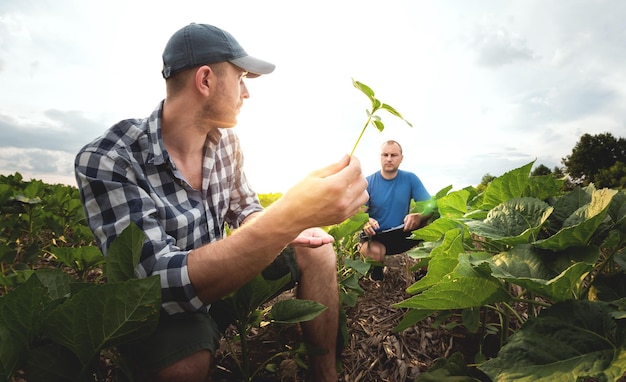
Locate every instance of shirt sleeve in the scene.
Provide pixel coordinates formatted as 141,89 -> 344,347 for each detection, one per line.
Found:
410,173 -> 431,202
75,148 -> 206,315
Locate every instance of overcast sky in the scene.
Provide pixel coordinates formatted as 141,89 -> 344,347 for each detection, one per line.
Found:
1,0 -> 625,194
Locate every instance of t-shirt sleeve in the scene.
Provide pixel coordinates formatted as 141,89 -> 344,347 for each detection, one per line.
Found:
410,173 -> 431,202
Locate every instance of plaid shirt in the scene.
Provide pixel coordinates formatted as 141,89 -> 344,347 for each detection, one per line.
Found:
75,101 -> 263,314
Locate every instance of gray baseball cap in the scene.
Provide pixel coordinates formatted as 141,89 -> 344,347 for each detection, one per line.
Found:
161,23 -> 275,79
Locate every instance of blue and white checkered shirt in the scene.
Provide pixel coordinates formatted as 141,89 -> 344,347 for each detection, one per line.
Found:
75,101 -> 263,314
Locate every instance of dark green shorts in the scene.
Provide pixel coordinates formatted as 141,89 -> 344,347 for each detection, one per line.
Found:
121,247 -> 299,372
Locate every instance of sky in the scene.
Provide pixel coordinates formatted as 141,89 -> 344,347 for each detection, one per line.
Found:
1,0 -> 625,195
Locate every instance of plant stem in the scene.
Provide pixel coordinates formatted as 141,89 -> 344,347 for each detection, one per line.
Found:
236,321 -> 251,380
350,117 -> 372,156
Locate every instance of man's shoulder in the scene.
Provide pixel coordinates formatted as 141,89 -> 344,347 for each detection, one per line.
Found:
80,118 -> 148,152
79,103 -> 162,156
397,169 -> 418,177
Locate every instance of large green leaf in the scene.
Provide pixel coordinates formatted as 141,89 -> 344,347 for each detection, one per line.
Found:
221,273 -> 292,323
43,276 -> 161,366
435,189 -> 470,218
24,343 -> 83,382
525,175 -> 565,200
0,324 -> 24,382
465,197 -> 553,245
607,190 -> 626,228
0,275 -> 50,380
269,299 -> 327,324
51,246 -> 104,274
32,268 -> 74,301
397,252 -> 510,310
407,228 -> 466,294
328,211 -> 368,242
411,217 -> 466,243
343,257 -> 370,277
105,222 -> 145,283
545,186 -> 591,233
415,351 -> 487,381
535,188 -> 617,250
478,161 -> 534,210
479,300 -> 626,381
484,245 -> 593,301
394,308 -> 437,333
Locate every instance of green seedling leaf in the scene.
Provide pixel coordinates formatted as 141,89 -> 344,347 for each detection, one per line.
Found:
12,194 -> 42,205
269,299 -> 327,324
52,246 -> 104,274
394,308 -> 436,333
343,257 -> 370,276
352,79 -> 375,99
350,78 -> 413,156
328,211 -> 368,241
415,351 -> 487,381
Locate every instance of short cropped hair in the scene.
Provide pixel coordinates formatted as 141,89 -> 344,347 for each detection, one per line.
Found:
381,140 -> 402,154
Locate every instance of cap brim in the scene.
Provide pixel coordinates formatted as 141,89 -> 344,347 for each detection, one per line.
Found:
230,56 -> 275,78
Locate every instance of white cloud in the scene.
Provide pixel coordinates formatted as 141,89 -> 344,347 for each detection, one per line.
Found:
0,0 -> 625,194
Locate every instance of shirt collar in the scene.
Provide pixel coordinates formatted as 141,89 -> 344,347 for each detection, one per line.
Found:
146,101 -> 168,166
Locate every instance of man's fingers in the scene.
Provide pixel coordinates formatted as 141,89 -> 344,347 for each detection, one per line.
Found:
308,155 -> 350,178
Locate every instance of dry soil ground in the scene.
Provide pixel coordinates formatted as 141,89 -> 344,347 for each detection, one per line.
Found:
212,254 -> 462,381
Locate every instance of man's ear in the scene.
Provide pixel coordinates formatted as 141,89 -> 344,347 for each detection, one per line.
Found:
195,65 -> 213,95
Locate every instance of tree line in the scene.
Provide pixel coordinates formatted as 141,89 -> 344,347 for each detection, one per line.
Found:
479,132 -> 626,190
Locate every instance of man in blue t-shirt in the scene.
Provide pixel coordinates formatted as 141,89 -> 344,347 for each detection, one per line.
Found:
360,140 -> 431,281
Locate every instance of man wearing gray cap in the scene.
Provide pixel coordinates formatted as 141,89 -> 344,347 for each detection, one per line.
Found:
75,23 -> 368,381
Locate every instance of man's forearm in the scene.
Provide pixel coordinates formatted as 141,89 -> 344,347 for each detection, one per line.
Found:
187,201 -> 304,303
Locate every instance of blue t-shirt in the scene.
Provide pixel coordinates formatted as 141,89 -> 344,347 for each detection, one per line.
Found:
366,170 -> 430,231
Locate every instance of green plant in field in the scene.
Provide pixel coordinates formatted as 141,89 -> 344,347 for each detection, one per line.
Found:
0,173 -> 95,292
397,161 -> 626,381
217,274 -> 327,381
350,79 -> 413,156
327,210 -> 370,353
0,222 -> 161,381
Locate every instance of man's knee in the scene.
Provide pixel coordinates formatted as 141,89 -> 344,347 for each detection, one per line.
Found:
360,240 -> 386,261
294,243 -> 336,272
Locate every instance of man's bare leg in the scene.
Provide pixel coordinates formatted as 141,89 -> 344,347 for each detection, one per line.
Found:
359,240 -> 386,263
153,350 -> 212,382
294,244 -> 339,381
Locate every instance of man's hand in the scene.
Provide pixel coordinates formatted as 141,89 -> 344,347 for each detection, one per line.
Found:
403,213 -> 426,231
279,155 -> 369,230
362,218 -> 379,236
289,227 -> 335,248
